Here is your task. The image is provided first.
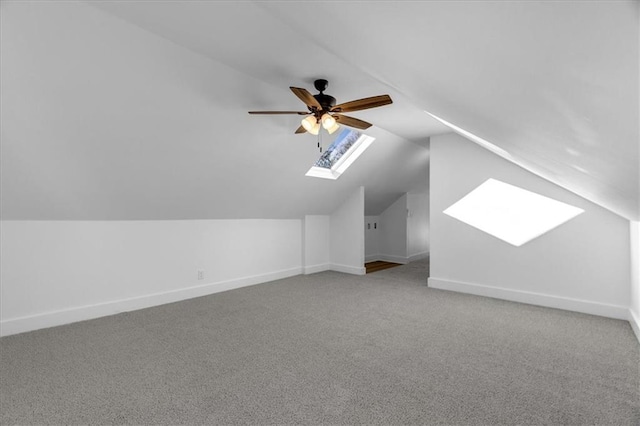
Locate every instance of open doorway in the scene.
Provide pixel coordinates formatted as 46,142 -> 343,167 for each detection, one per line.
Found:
364,192 -> 430,279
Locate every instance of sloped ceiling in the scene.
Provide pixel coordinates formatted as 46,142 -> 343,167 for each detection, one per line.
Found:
1,0 -> 638,221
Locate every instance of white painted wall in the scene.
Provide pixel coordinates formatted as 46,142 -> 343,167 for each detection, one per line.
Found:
429,133 -> 631,320
631,1 -> 640,342
407,192 -> 429,260
0,220 -> 302,336
367,193 -> 429,264
630,221 -> 640,341
302,215 -> 330,274
330,187 -> 365,275
364,215 -> 380,262
378,194 -> 408,263
1,1 -> 430,221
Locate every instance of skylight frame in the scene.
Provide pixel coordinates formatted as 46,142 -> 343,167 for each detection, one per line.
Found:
305,131 -> 375,180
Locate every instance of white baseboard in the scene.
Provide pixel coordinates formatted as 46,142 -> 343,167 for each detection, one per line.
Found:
409,252 -> 429,262
330,263 -> 366,275
366,253 -> 429,264
365,254 -> 381,263
0,267 -> 302,337
376,254 -> 409,265
428,277 -> 628,320
629,309 -> 640,345
304,263 -> 331,275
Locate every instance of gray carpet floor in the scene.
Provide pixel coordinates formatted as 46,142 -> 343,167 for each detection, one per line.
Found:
1,259 -> 638,425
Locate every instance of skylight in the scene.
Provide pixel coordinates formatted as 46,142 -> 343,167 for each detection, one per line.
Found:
305,128 -> 374,180
444,178 -> 584,246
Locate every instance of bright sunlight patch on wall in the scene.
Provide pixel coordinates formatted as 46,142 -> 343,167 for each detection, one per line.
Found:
305,129 -> 374,180
444,179 -> 584,246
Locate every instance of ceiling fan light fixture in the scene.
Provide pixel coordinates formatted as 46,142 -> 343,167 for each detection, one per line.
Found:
326,122 -> 340,134
321,113 -> 337,130
301,115 -> 318,132
308,122 -> 320,135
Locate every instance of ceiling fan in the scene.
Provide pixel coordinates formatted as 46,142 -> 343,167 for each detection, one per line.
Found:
248,79 -> 392,135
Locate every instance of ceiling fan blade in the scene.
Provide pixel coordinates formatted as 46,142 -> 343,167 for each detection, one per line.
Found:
334,114 -> 373,130
331,95 -> 392,113
295,125 -> 307,134
290,87 -> 322,109
248,111 -> 309,115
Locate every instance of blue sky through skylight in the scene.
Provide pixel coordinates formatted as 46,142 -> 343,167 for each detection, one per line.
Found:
315,129 -> 362,169
305,129 -> 375,180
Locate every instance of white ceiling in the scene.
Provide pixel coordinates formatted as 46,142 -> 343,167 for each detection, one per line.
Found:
1,0 -> 638,220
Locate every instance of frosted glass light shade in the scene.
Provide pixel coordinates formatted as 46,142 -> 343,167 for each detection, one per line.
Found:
308,122 -> 320,135
301,115 -> 317,132
321,113 -> 337,129
326,122 -> 340,134
443,178 -> 584,246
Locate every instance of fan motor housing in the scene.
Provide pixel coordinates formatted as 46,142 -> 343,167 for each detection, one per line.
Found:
313,94 -> 336,111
